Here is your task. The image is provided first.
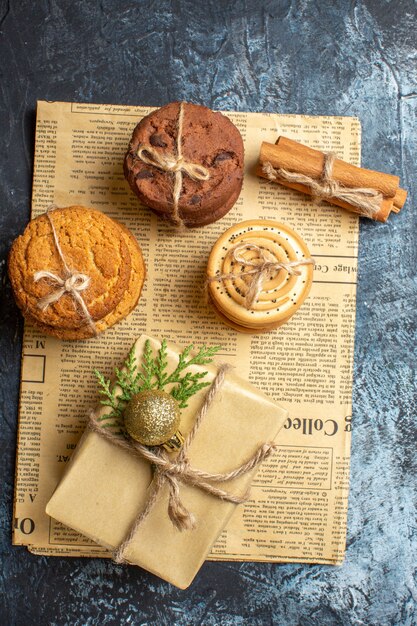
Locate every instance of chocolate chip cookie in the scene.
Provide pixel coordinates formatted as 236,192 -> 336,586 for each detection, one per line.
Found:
124,102 -> 244,228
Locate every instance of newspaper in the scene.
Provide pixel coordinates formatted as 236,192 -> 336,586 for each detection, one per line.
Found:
13,101 -> 359,565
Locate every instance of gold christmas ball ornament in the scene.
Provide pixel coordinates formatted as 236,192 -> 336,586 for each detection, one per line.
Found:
124,390 -> 184,451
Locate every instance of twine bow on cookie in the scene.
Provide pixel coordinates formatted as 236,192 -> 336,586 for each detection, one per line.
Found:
262,152 -> 382,218
89,364 -> 278,564
33,207 -> 97,335
208,243 -> 314,309
134,102 -> 210,227
34,270 -> 91,312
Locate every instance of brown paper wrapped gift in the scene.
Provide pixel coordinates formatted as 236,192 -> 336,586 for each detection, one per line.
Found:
46,335 -> 288,588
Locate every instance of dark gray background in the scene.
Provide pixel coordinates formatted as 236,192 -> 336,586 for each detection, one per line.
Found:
0,1 -> 416,624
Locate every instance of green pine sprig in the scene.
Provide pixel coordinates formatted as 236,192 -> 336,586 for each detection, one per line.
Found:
94,339 -> 222,428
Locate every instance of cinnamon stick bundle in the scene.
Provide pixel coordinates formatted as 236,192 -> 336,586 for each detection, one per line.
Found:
256,137 -> 407,222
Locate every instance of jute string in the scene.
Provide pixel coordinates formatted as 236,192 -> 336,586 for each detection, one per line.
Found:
33,206 -> 97,335
135,102 -> 210,228
262,152 -> 382,218
207,242 -> 315,309
88,364 -> 278,564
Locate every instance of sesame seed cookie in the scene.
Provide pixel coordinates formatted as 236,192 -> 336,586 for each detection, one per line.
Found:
206,220 -> 314,333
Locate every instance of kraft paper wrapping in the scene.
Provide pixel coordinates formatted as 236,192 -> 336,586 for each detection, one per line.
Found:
46,335 -> 288,588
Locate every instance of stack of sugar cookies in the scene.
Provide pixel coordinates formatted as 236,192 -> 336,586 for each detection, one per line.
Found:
8,206 -> 145,339
206,220 -> 314,333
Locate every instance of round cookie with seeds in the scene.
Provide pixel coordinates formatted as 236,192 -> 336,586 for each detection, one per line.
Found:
206,220 -> 314,333
8,206 -> 145,339
124,102 -> 244,228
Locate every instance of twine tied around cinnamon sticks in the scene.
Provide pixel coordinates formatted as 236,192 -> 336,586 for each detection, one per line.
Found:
88,363 -> 278,564
207,243 -> 315,309
33,207 -> 97,335
135,102 -> 210,228
262,152 -> 383,219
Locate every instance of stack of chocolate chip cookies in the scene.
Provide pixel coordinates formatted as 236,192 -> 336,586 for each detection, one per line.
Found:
124,102 -> 244,228
8,206 -> 146,339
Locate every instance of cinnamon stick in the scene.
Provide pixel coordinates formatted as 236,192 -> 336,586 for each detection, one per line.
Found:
256,137 -> 406,222
393,187 -> 407,212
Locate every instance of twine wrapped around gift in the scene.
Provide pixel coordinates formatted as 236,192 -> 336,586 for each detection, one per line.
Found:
262,152 -> 382,219
207,242 -> 315,309
134,102 -> 210,228
33,206 -> 97,335
88,363 -> 278,564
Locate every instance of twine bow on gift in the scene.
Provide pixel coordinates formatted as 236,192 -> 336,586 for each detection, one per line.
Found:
134,102 -> 210,228
262,152 -> 383,218
33,207 -> 97,335
88,364 -> 278,564
207,242 -> 315,309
